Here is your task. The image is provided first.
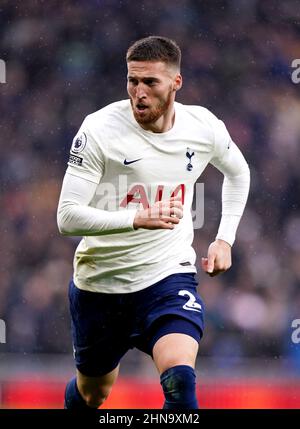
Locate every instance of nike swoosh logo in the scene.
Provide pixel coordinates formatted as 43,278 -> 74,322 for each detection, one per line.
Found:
124,158 -> 142,165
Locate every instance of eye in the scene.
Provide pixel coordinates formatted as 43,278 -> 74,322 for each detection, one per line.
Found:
144,79 -> 155,86
128,78 -> 138,85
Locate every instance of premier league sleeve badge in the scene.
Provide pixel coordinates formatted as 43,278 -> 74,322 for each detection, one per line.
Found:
71,132 -> 87,154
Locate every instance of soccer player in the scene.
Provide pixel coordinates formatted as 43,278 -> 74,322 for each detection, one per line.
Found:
57,36 -> 250,409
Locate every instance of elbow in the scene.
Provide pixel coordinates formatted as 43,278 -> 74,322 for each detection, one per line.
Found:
57,200 -> 83,236
57,217 -> 69,236
57,226 -> 69,236
57,208 -> 71,236
245,163 -> 251,186
237,161 -> 251,181
245,162 -> 250,177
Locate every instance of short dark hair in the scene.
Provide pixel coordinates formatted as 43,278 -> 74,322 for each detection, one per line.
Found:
126,36 -> 181,69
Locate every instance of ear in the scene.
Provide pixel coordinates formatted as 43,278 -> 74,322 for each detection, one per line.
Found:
173,74 -> 182,91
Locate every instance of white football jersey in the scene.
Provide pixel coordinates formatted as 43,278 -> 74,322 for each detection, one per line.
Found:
66,99 -> 232,293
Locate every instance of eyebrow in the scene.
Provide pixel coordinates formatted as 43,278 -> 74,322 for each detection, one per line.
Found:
127,76 -> 161,81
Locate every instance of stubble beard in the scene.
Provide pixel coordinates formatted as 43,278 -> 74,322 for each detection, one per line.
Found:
131,89 -> 174,125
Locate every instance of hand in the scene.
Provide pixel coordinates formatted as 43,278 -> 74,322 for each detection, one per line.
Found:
201,239 -> 232,277
133,196 -> 183,230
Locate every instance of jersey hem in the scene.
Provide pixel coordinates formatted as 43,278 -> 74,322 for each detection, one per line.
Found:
73,266 -> 197,294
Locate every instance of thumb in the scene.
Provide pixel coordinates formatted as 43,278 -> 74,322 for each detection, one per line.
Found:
206,252 -> 216,273
201,257 -> 208,271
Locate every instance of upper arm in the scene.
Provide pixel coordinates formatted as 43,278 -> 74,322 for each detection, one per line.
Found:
58,172 -> 99,207
207,113 -> 249,177
210,140 -> 250,178
66,116 -> 105,184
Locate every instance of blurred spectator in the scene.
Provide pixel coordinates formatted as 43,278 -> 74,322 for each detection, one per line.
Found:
0,0 -> 299,371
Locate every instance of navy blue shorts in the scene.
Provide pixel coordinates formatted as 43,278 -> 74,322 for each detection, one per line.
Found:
69,273 -> 205,376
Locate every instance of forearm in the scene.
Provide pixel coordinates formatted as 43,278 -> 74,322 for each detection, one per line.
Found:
211,142 -> 250,246
216,170 -> 250,245
58,203 -> 137,236
57,173 -> 137,236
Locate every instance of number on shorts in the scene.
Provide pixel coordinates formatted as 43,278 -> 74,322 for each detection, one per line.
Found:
178,290 -> 202,313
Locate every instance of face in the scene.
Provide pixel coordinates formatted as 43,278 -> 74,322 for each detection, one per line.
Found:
127,61 -> 182,127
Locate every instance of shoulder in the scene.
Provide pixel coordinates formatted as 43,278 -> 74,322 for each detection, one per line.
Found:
177,103 -> 232,156
177,102 -> 221,129
70,101 -> 129,155
84,100 -> 131,132
176,102 -> 228,147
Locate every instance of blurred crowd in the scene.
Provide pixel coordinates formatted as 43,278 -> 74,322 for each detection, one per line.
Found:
1,0 -> 300,371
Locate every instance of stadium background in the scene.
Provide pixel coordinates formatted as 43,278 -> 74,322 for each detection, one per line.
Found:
0,0 -> 300,408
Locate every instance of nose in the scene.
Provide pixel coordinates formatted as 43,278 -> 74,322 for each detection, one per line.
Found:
135,83 -> 147,100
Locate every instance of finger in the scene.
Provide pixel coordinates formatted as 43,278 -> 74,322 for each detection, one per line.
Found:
201,257 -> 208,271
160,200 -> 183,211
159,222 -> 175,229
160,216 -> 180,224
159,206 -> 183,218
171,207 -> 183,218
169,195 -> 183,204
206,252 -> 216,274
164,207 -> 183,218
156,200 -> 183,214
149,221 -> 174,230
169,200 -> 183,209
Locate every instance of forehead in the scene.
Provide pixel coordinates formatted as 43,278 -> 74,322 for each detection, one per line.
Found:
127,61 -> 173,78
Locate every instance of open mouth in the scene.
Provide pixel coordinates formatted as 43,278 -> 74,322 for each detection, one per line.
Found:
136,103 -> 148,113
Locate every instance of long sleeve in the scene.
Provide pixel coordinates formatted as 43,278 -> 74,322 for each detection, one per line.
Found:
57,172 -> 137,236
210,141 -> 250,246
